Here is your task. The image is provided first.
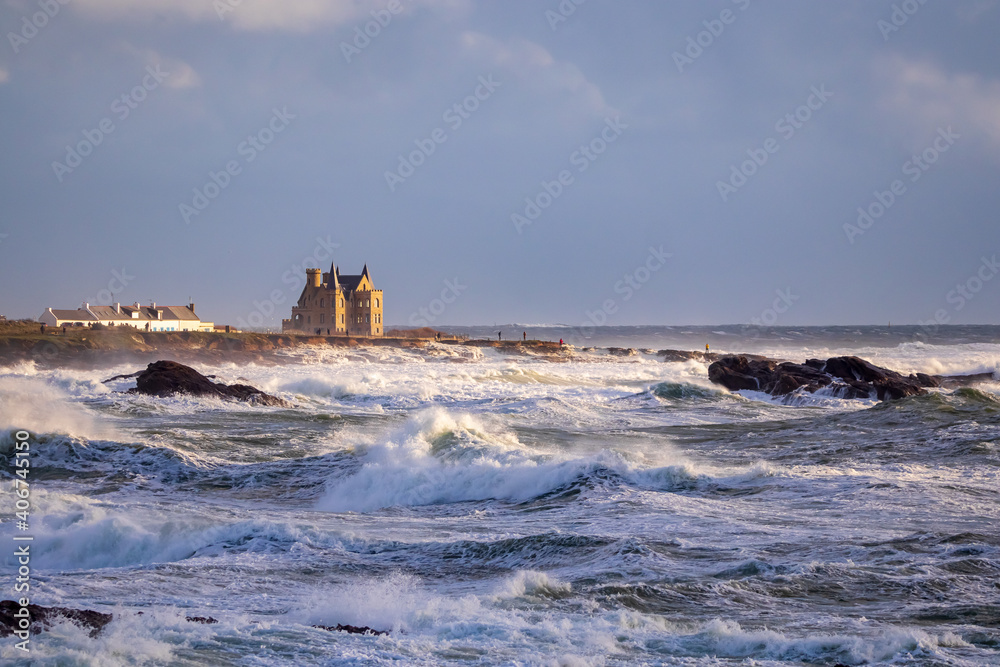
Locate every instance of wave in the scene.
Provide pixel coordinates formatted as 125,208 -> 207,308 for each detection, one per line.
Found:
666,617 -> 972,664
649,381 -> 725,401
0,375 -> 118,440
0,431 -> 203,485
316,408 -> 779,512
0,491 -> 359,571
315,408 -> 625,511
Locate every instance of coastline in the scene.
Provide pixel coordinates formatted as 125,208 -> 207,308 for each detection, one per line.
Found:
0,327 -> 573,369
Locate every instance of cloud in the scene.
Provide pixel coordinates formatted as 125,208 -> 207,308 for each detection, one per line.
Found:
71,0 -> 467,32
124,47 -> 201,89
877,55 -> 1000,151
458,31 -> 615,118
0,67 -> 8,84
956,0 -> 996,22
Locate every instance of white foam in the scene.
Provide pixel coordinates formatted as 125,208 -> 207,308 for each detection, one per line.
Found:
0,375 -> 117,440
298,571 -> 481,634
316,407 -> 775,512
492,570 -> 572,601
317,408 -> 609,511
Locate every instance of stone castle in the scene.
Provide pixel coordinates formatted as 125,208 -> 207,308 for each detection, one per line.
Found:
281,262 -> 384,336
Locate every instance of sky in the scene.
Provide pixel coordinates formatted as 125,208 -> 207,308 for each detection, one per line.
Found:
1,0 -> 999,329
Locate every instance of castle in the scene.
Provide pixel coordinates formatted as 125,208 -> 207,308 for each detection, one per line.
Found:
282,262 -> 384,337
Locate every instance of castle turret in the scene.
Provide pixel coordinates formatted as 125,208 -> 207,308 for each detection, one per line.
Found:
306,268 -> 322,287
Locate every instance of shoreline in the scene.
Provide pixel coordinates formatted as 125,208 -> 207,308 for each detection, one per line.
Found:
0,328 -> 582,369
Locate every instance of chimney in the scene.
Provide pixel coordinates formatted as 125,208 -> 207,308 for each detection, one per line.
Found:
188,302 -> 195,314
114,302 -> 121,314
151,302 -> 156,309
82,302 -> 89,309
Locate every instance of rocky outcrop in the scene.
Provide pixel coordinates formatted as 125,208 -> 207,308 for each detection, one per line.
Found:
0,600 -> 113,638
106,360 -> 290,407
708,355 -> 989,401
312,623 -> 388,636
0,601 -> 225,638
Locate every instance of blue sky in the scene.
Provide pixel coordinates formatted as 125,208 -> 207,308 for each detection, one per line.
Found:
2,0 -> 999,328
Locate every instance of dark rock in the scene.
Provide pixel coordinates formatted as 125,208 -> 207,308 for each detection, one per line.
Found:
657,349 -> 772,364
707,355 -> 956,401
119,360 -> 290,407
313,623 -> 388,636
608,347 -> 638,356
0,600 -> 113,638
658,349 -> 715,363
185,616 -> 219,624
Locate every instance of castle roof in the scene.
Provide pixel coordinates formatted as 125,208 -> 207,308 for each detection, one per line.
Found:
336,274 -> 364,290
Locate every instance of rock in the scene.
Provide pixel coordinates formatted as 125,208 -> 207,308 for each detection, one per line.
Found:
312,623 -> 388,636
608,347 -> 638,356
185,616 -> 219,624
0,600 -> 113,638
114,360 -> 290,407
707,355 -> 948,401
658,349 -> 714,363
656,349 -> 771,364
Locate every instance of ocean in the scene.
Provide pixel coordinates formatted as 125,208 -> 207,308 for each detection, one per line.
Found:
1,325 -> 999,665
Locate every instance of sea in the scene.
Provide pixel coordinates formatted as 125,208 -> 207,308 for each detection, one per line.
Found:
1,325 -> 999,666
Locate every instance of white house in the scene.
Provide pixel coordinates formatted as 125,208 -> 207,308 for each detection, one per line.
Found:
40,302 -> 214,332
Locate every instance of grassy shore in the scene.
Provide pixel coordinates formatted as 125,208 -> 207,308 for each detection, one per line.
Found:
0,320 -> 565,369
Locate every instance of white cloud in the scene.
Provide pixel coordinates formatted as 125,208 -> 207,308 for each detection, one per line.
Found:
956,0 -> 996,22
459,31 -> 615,118
877,55 -> 1000,150
121,46 -> 201,89
71,0 -> 467,32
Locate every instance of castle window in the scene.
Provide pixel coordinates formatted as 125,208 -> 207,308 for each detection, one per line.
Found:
365,315 -> 370,323
320,299 -> 324,308
365,300 -> 370,308
340,299 -> 344,307
320,314 -> 325,323
375,298 -> 379,308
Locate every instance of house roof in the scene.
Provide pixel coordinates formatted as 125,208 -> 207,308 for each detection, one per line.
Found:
89,306 -> 133,320
50,309 -> 97,321
46,305 -> 199,322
